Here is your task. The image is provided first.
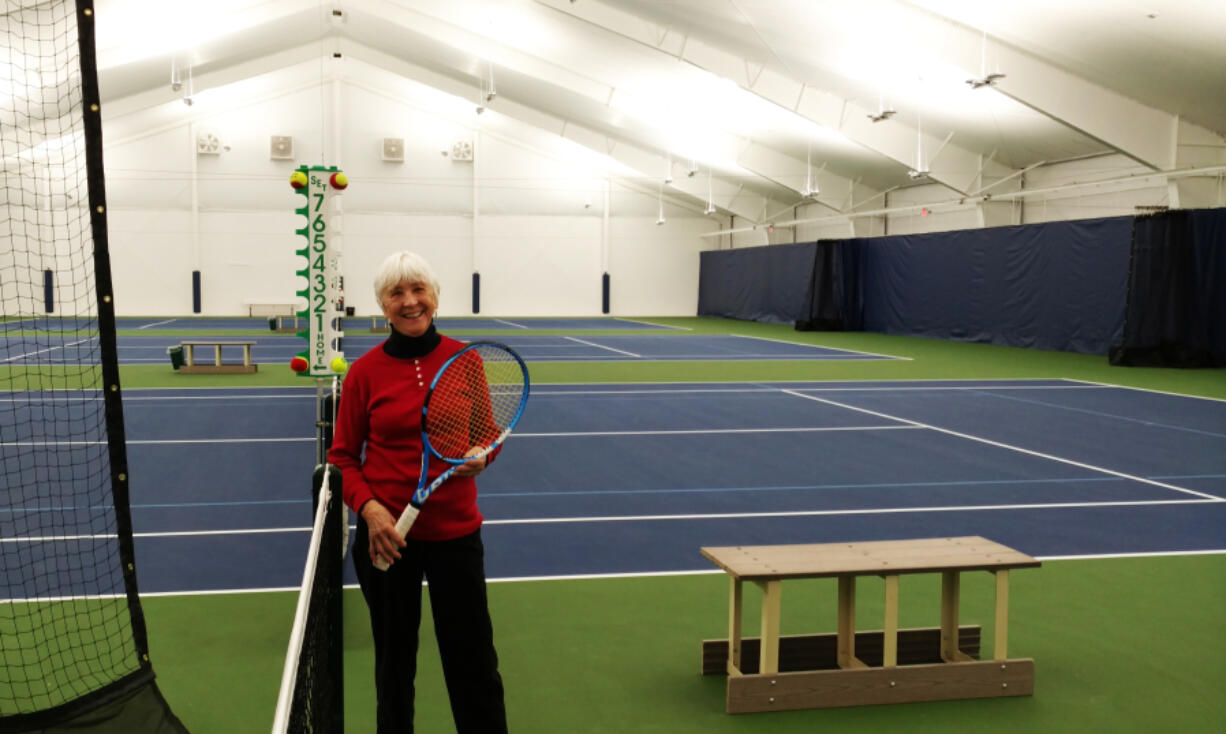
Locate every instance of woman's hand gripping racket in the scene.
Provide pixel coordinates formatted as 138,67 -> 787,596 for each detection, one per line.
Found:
373,342 -> 529,571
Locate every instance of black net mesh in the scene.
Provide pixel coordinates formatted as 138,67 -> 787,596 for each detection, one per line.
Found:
274,464 -> 344,733
1,2 -> 183,732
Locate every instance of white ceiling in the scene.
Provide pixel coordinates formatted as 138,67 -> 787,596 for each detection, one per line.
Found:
89,0 -> 1226,222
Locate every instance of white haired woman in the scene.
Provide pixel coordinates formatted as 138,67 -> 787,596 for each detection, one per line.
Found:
328,251 -> 508,733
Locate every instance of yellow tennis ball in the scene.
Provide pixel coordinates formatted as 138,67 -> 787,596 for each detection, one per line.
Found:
329,172 -> 348,190
289,170 -> 308,189
330,357 -> 348,373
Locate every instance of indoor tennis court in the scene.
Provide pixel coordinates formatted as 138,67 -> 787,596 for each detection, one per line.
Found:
3,2 -> 1225,734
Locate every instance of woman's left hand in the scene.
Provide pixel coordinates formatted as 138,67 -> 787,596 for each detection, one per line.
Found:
453,446 -> 488,477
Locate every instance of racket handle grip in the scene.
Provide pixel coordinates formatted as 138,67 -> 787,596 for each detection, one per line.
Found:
372,504 -> 420,572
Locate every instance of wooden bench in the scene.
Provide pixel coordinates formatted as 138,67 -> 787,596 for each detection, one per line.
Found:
178,340 -> 258,374
244,301 -> 296,318
701,536 -> 1040,713
270,315 -> 303,333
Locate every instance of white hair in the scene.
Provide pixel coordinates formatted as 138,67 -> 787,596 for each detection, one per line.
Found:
373,251 -> 441,307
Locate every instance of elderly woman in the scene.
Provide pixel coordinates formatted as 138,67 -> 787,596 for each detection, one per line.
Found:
327,251 -> 508,733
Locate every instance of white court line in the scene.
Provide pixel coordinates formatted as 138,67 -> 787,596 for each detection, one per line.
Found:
0,423 -> 907,448
0,437 -> 312,447
7,549 -> 1225,601
493,319 -> 531,329
1066,378 -> 1226,405
1,337 -> 93,364
515,425 -> 918,438
9,497 -> 1221,543
729,333 -> 911,361
530,384 -> 1110,397
1,527 -> 310,543
482,498 -> 1222,525
614,318 -> 690,331
136,319 -> 176,329
780,388 -> 1223,502
563,335 -> 641,358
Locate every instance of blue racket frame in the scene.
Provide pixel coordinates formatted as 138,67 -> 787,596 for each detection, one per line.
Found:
412,341 -> 530,507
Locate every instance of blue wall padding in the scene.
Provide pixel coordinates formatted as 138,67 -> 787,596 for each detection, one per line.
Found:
853,216 -> 1133,354
698,241 -> 816,325
698,215 -> 1135,354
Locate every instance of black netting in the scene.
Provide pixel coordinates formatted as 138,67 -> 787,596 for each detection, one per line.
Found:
1,3 -> 184,732
275,465 -> 344,734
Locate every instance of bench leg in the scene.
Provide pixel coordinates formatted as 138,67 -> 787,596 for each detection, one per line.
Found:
994,569 -> 1010,660
757,580 -> 781,675
883,574 -> 900,667
184,346 -> 195,367
727,577 -> 743,675
941,571 -> 972,662
836,576 -> 866,669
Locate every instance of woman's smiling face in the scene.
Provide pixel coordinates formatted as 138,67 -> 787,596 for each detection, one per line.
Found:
380,278 -> 437,337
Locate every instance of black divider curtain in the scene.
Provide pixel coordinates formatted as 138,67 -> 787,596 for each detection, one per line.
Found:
1109,208 -> 1226,367
795,240 -> 862,331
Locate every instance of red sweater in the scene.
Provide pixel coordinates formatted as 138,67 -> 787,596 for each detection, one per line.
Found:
328,335 -> 491,541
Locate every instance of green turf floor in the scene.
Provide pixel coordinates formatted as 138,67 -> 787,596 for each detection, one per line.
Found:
144,555 -> 1226,733
10,316 -> 1222,396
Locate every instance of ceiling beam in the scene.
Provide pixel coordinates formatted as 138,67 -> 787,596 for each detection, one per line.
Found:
536,0 -> 1017,196
342,39 -> 772,221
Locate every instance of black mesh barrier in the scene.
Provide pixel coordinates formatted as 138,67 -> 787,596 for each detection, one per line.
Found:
274,465 -> 344,734
0,2 -> 186,732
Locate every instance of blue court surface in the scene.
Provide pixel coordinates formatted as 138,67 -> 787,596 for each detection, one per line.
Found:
0,333 -> 901,364
3,378 -> 1223,597
4,315 -> 683,332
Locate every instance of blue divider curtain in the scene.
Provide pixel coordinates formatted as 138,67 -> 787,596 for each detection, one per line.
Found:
1109,208 -> 1226,367
698,242 -> 816,325
697,215 -> 1138,355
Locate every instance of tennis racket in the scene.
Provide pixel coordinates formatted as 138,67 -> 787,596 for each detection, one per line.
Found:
373,341 -> 529,571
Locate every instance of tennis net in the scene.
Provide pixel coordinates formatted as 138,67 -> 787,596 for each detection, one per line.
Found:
271,463 -> 345,733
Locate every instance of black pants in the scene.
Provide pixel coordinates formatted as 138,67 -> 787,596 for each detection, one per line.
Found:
354,523 -> 508,733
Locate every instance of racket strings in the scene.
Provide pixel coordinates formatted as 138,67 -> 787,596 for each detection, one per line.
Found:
426,346 -> 526,459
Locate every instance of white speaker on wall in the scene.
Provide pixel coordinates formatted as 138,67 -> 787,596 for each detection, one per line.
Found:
382,137 -> 405,162
450,140 -> 474,162
269,135 -> 294,160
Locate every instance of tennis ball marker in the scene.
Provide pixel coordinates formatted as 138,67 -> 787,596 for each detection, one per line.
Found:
291,165 -> 346,376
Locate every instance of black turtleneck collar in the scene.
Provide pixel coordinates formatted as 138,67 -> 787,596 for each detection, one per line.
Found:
383,322 -> 441,359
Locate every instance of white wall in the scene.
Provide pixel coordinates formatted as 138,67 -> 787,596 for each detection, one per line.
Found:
1020,154 -> 1166,223
97,60 -> 717,317
92,61 -> 1197,318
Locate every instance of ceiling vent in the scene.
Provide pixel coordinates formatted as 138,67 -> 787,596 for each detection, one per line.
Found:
382,137 -> 405,162
196,128 -> 223,155
450,140 -> 474,162
269,135 -> 294,160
